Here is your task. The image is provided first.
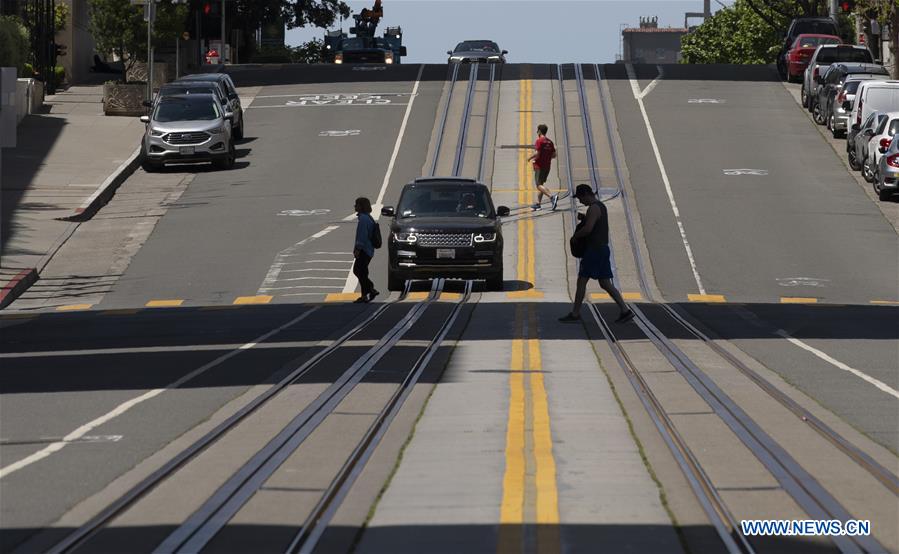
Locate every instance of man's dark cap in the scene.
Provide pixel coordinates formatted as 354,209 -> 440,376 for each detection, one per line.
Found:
575,184 -> 594,198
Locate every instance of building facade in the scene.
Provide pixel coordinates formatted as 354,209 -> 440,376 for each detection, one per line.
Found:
621,16 -> 687,64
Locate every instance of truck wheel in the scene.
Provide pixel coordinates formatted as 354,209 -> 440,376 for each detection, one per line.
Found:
387,270 -> 405,292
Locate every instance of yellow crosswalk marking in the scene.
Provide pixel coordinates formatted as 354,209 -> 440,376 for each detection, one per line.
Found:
56,304 -> 92,311
781,297 -> 818,304
324,293 -> 359,302
591,292 -> 643,300
233,295 -> 272,305
145,300 -> 184,307
688,294 -> 727,303
871,300 -> 899,305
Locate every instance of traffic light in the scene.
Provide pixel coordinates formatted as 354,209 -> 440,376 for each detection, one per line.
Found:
202,2 -> 219,16
839,0 -> 854,13
55,44 -> 67,56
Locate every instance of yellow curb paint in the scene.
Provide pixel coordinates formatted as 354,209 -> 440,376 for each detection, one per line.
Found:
324,293 -> 359,302
406,292 -> 430,301
145,299 -> 184,308
56,304 -> 93,311
688,294 -> 726,303
440,292 -> 462,300
233,295 -> 273,305
871,300 -> 899,305
781,297 -> 818,304
99,309 -> 142,316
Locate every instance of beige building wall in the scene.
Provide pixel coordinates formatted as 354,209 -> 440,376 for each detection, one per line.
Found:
57,0 -> 95,85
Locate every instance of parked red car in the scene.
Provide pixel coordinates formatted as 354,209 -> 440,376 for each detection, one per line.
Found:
784,34 -> 842,82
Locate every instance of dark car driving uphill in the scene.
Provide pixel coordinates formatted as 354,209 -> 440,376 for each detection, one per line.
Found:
381,177 -> 510,291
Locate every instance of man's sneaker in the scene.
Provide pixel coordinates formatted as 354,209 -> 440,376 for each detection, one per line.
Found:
550,194 -> 559,211
532,203 -> 542,211
353,296 -> 368,304
615,310 -> 635,323
558,312 -> 581,323
368,290 -> 380,302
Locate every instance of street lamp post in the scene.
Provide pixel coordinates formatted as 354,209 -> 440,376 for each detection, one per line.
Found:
221,0 -> 225,63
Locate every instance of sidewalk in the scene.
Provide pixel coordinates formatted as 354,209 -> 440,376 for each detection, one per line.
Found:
0,85 -> 145,307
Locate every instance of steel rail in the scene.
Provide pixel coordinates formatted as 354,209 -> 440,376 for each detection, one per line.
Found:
156,279 -> 447,553
287,280 -> 475,554
452,63 -> 479,176
428,63 -> 461,176
592,61 -> 898,497
559,63 -> 749,554
476,64 -> 497,183
48,281 -> 416,554
590,63 -> 891,553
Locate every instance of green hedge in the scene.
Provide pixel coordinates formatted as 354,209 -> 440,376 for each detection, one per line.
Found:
0,16 -> 30,76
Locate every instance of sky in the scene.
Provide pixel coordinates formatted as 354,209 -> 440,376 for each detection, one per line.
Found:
285,1 -> 733,64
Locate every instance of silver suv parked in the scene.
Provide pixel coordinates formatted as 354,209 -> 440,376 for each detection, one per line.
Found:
139,94 -> 236,172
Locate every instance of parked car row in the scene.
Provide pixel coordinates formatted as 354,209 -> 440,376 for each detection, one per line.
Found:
138,73 -> 244,172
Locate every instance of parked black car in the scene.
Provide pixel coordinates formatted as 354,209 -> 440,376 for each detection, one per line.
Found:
381,177 -> 509,291
814,62 -> 889,129
777,17 -> 840,78
447,40 -> 507,63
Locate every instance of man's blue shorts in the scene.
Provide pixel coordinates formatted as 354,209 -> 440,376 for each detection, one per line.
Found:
578,245 -> 613,280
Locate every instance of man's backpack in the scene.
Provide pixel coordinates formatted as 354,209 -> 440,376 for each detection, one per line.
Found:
569,220 -> 586,258
371,221 -> 383,249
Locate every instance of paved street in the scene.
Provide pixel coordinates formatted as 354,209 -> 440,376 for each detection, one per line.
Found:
1,62 -> 896,554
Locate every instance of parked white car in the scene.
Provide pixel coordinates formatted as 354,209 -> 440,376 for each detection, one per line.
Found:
802,44 -> 873,111
874,133 -> 899,200
849,111 -> 886,171
863,111 -> 899,183
845,80 -> 899,135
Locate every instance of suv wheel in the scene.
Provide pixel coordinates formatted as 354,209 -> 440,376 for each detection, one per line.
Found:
140,147 -> 160,172
848,148 -> 861,170
813,102 -> 825,125
387,270 -> 405,292
801,86 -> 808,108
234,114 -> 244,140
486,268 -> 503,291
214,144 -> 236,170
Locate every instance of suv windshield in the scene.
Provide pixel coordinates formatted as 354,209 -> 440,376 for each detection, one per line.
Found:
794,36 -> 840,48
161,86 -> 218,98
342,38 -> 366,49
455,41 -> 499,53
793,20 -> 839,36
154,98 -> 219,122
817,48 -> 872,64
844,80 -> 863,94
397,185 -> 494,218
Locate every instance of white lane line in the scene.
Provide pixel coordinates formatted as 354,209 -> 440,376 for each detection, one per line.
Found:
257,226 -> 340,295
248,104 -> 410,109
626,63 -> 706,295
0,307 -> 320,480
776,330 -> 899,399
635,65 -> 664,99
253,92 -> 416,99
342,63 -> 425,295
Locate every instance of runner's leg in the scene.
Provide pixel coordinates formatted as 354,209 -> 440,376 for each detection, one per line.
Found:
571,276 -> 589,315
598,278 -> 628,315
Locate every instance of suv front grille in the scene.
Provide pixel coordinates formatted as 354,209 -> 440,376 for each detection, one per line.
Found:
163,132 -> 210,145
417,233 -> 472,247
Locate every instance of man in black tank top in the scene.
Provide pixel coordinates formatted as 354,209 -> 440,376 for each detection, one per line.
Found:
560,185 -> 633,323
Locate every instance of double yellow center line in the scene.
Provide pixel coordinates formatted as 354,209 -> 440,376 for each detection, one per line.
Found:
499,114 -> 560,550
509,78 -> 543,300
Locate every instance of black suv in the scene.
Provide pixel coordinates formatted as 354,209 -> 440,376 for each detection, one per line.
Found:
381,177 -> 509,291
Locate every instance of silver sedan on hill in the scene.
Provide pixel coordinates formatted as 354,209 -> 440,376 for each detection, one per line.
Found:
874,133 -> 899,200
447,40 -> 507,63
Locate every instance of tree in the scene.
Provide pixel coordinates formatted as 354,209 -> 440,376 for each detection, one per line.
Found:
88,0 -> 145,82
233,0 -> 350,31
681,0 -> 783,63
0,15 -> 30,76
857,0 -> 899,78
152,2 -> 188,48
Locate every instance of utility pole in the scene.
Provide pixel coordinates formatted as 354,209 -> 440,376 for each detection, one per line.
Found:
221,0 -> 226,63
830,0 -> 839,22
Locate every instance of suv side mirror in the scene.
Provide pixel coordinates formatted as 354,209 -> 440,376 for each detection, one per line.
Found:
142,100 -> 153,107
502,50 -> 508,55
447,50 -> 453,55
842,101 -> 852,111
497,206 -> 510,217
851,123 -> 860,131
224,111 -> 234,121
399,46 -> 408,57
381,206 -> 395,217
139,115 -> 150,123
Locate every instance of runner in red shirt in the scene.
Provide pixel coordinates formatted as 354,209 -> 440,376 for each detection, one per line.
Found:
527,124 -> 558,210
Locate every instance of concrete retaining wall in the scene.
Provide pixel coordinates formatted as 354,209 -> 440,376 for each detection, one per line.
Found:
15,79 -> 45,124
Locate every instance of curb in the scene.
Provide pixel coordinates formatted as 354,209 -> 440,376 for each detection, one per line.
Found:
0,269 -> 39,310
58,145 -> 143,222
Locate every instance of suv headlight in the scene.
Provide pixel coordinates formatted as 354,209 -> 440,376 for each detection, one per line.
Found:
449,56 -> 463,61
149,127 -> 164,137
385,52 -> 394,64
394,232 -> 417,243
213,123 -> 229,135
474,232 -> 496,243
335,53 -> 343,64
